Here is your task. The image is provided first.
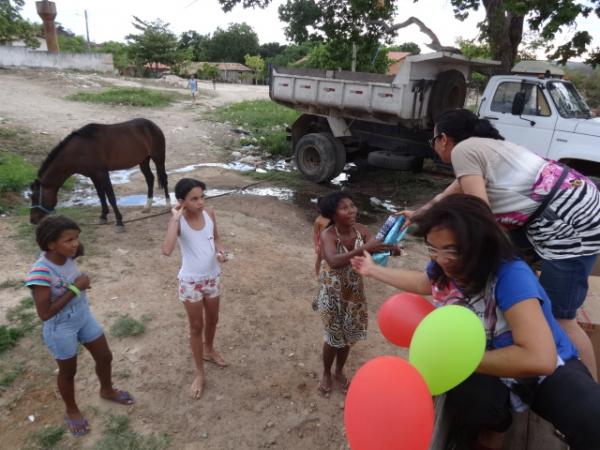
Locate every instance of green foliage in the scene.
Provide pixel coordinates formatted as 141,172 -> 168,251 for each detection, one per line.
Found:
197,62 -> 221,81
178,30 -> 210,61
388,42 -> 421,55
110,315 -> 145,338
244,54 -> 264,83
68,88 -> 176,107
566,67 -> 600,109
0,153 -> 36,193
301,40 -> 390,73
29,425 -> 66,449
93,415 -> 170,450
0,297 -> 37,354
0,0 -> 40,48
207,22 -> 259,64
259,42 -> 287,59
126,16 -> 184,75
58,34 -> 88,53
95,41 -> 132,72
212,100 -> 299,156
0,365 -> 22,388
456,37 -> 491,60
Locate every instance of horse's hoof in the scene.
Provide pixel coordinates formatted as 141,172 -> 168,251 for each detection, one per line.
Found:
99,218 -> 108,224
115,225 -> 126,233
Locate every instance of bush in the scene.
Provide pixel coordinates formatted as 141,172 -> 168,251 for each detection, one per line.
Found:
0,154 -> 36,193
110,315 -> 145,338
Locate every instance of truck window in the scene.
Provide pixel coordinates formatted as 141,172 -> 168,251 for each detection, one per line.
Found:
547,81 -> 591,119
490,82 -> 550,116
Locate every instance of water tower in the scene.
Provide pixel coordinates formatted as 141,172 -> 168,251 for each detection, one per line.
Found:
36,1 -> 59,52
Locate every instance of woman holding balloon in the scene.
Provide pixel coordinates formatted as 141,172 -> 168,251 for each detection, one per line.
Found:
351,194 -> 600,450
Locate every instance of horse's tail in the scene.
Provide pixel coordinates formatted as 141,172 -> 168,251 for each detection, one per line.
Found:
146,119 -> 168,190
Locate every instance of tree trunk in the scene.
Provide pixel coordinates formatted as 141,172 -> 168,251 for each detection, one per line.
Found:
483,0 -> 524,74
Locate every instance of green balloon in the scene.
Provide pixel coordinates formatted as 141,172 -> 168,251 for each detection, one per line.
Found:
409,305 -> 486,396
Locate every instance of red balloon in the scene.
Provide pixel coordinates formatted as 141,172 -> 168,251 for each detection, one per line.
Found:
344,356 -> 434,450
377,292 -> 435,347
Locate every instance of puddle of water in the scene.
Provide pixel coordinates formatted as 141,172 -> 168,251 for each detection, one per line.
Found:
171,162 -> 255,174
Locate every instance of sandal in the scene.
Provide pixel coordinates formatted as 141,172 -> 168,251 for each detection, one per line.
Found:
64,415 -> 89,437
101,389 -> 135,405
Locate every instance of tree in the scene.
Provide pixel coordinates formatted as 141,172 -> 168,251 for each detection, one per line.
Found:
206,22 -> 259,63
244,54 -> 265,84
58,34 -> 87,53
126,16 -> 183,76
259,42 -> 286,59
388,42 -> 421,55
178,30 -> 210,61
438,0 -> 600,73
217,0 -> 396,73
95,41 -> 132,72
0,0 -> 40,48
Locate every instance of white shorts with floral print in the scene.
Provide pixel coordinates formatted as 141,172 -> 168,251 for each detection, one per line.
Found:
178,276 -> 220,303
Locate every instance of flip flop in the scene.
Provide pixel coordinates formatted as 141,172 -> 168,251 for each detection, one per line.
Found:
203,354 -> 228,367
64,415 -> 89,437
102,389 -> 135,405
335,375 -> 351,393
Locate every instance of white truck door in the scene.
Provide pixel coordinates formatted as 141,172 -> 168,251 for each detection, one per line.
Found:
480,80 -> 558,157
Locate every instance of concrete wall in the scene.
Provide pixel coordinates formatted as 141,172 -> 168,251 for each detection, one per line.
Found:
0,46 -> 114,73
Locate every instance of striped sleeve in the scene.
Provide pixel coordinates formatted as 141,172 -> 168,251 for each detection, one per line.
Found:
25,266 -> 52,288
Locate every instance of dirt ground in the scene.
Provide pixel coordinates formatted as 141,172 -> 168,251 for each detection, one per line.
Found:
0,69 -> 442,449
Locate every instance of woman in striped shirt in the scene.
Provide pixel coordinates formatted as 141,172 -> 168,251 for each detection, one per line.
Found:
405,109 -> 600,380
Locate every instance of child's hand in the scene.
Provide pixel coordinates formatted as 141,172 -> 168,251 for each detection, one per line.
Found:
74,274 -> 91,291
171,204 -> 184,220
363,239 -> 394,254
217,251 -> 228,263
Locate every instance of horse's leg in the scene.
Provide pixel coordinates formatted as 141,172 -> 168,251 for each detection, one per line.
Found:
91,176 -> 110,224
101,173 -> 124,230
139,158 -> 154,213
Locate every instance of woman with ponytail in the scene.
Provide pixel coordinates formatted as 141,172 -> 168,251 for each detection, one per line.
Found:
405,109 -> 600,381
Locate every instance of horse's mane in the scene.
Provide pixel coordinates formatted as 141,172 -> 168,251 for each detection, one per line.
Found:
38,124 -> 103,177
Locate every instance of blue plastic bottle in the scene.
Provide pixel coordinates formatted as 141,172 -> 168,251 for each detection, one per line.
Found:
372,215 -> 407,266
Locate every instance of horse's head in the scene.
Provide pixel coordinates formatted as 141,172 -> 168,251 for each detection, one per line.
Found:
29,179 -> 57,225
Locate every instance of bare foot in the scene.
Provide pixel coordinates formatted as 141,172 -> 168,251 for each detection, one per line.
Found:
203,348 -> 228,367
190,375 -> 204,400
334,373 -> 350,393
318,374 -> 332,398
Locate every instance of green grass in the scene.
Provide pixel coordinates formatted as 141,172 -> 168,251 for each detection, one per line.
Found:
0,365 -> 22,388
211,100 -> 298,156
110,315 -> 145,338
0,153 -> 37,193
0,297 -> 37,354
28,425 -> 66,449
93,415 -> 170,450
68,87 -> 178,107
0,278 -> 23,289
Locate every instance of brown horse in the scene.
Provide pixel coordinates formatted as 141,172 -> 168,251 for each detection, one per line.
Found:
30,118 -> 170,229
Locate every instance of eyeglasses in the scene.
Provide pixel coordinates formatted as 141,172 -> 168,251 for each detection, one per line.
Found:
428,133 -> 443,149
425,244 -> 460,261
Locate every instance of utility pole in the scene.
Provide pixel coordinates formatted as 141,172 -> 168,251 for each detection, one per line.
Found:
351,43 -> 357,72
84,10 -> 91,53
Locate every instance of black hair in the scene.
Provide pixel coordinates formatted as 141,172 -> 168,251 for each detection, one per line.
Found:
174,178 -> 206,200
414,194 -> 515,295
36,215 -> 82,252
435,109 -> 504,144
317,191 -> 354,224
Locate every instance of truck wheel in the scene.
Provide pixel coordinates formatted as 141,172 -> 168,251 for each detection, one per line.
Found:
429,70 -> 467,120
368,151 -> 422,171
322,133 -> 347,179
295,133 -> 338,183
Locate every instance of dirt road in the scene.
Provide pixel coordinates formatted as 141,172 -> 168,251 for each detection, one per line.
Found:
0,69 -> 433,449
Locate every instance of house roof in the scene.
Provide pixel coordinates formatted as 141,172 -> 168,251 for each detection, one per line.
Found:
185,62 -> 253,73
387,51 -> 411,62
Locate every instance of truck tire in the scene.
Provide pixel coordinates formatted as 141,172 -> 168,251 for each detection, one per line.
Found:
295,133 -> 339,183
367,151 -> 423,172
429,70 -> 467,121
323,133 -> 347,179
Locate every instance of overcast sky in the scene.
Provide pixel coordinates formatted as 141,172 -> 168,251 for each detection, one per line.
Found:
21,0 -> 600,60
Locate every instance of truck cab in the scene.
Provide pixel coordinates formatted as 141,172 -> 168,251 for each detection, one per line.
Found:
479,75 -> 600,176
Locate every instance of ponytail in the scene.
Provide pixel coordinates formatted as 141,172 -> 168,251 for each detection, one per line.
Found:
435,109 -> 504,143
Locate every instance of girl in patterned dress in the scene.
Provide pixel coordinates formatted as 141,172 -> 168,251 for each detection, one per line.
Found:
313,191 -> 393,397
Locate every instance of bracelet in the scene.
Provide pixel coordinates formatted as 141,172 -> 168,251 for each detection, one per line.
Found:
68,284 -> 81,296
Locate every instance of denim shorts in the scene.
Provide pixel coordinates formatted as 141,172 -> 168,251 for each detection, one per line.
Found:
539,254 -> 598,320
42,295 -> 104,360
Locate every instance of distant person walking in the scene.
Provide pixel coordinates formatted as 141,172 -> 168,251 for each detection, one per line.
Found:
188,74 -> 198,101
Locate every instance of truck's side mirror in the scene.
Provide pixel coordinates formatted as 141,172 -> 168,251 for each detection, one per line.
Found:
512,92 -> 525,115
